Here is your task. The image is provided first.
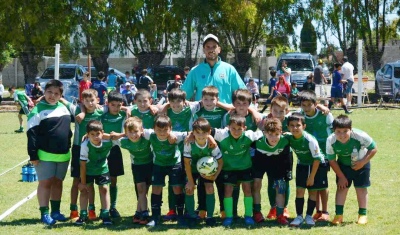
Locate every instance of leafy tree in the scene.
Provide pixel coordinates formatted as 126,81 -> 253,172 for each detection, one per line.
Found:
300,18 -> 317,54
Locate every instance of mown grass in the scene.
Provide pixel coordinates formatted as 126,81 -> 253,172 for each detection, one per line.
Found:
0,109 -> 399,234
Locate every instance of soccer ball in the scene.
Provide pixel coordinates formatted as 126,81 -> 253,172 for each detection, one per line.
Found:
196,157 -> 218,176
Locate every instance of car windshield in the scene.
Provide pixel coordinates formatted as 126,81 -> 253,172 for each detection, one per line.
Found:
41,68 -> 75,79
394,66 -> 400,79
278,59 -> 314,71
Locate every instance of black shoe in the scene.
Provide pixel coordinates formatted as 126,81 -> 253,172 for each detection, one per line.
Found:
109,208 -> 121,218
205,217 -> 216,226
345,110 -> 353,114
102,217 -> 113,225
177,216 -> 187,227
75,217 -> 88,225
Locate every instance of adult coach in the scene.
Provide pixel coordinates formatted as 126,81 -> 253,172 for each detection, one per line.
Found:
314,59 -> 328,97
341,56 -> 354,106
181,34 -> 246,104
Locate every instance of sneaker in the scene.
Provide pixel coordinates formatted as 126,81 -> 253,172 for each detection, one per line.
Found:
345,110 -> 353,114
267,207 -> 277,219
277,214 -> 289,225
88,210 -> 97,221
109,208 -> 121,218
146,220 -> 157,227
50,211 -> 67,221
132,214 -> 141,224
253,211 -> 265,223
244,216 -> 255,226
220,211 -> 226,219
331,215 -> 343,225
41,214 -> 56,226
102,217 -> 113,225
357,215 -> 368,225
205,217 -> 216,227
312,211 -> 322,221
163,209 -> 177,221
70,210 -> 79,220
283,207 -> 290,218
290,215 -> 304,227
198,210 -> 206,219
317,213 -> 330,222
14,128 -> 24,133
222,217 -> 233,227
305,215 -> 315,226
139,215 -> 151,225
75,216 -> 88,225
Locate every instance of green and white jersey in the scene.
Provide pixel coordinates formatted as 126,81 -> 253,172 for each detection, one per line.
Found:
255,135 -> 290,156
69,105 -> 105,145
222,112 -> 258,131
300,109 -> 333,155
285,131 -> 324,165
13,90 -> 28,106
101,111 -> 127,133
130,106 -> 155,129
281,113 -> 291,133
326,128 -> 376,166
114,136 -> 152,165
80,139 -> 114,175
167,102 -> 200,132
214,128 -> 263,171
143,129 -> 187,166
194,107 -> 227,128
183,140 -> 222,173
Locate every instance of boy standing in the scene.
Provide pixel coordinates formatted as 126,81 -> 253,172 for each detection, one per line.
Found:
329,63 -> 352,114
76,120 -> 113,225
327,115 -> 377,225
130,89 -> 156,129
79,72 -> 92,102
90,71 -> 108,105
9,86 -> 33,133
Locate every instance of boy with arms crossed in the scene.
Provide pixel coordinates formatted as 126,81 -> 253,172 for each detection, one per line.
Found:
327,115 -> 377,225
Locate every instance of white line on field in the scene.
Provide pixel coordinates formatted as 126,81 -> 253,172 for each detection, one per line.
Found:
0,190 -> 37,221
0,158 -> 30,177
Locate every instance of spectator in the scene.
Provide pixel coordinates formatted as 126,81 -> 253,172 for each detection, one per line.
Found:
31,82 -> 44,104
274,75 -> 291,98
0,80 -> 4,105
90,71 -> 108,105
79,72 -> 92,102
125,71 -> 136,85
183,66 -> 190,80
137,69 -> 153,91
164,75 -> 182,95
268,70 -> 277,95
106,69 -> 118,90
341,56 -> 354,106
121,82 -> 134,106
279,60 -> 291,85
329,63 -> 352,114
303,74 -> 316,92
246,78 -> 259,96
314,59 -> 328,99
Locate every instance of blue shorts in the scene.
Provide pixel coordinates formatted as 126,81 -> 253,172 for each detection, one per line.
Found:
331,87 -> 343,98
345,80 -> 354,95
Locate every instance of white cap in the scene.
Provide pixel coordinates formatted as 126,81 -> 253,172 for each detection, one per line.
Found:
203,34 -> 219,46
125,82 -> 131,86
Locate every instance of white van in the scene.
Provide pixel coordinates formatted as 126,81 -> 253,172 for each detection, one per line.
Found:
375,60 -> 400,100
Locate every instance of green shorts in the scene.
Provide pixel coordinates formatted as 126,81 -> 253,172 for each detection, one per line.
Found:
295,163 -> 328,190
222,168 -> 253,185
131,163 -> 153,185
152,164 -> 184,187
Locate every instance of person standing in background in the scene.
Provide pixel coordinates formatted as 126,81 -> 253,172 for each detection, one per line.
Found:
279,60 -> 291,86
341,56 -> 354,107
0,80 -> 4,105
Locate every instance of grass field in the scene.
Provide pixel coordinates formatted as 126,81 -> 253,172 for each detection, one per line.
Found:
0,108 -> 399,235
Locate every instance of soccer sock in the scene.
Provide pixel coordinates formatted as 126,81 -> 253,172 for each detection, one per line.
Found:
70,204 -> 78,211
168,185 -> 176,211
100,209 -> 110,219
197,183 -> 206,211
306,198 -> 316,216
50,200 -> 61,214
267,178 -> 276,207
335,205 -> 344,215
216,180 -> 225,212
40,206 -> 50,216
284,182 -> 290,207
110,185 -> 117,209
224,197 -> 233,218
206,193 -> 215,218
295,197 -> 304,216
232,186 -> 240,216
151,193 -> 162,219
244,196 -> 253,217
175,193 -> 185,216
328,101 -> 333,109
277,206 -> 284,216
342,105 -> 350,112
253,203 -> 261,213
88,204 -> 95,211
358,208 -> 367,216
185,194 -> 195,217
80,210 -> 88,218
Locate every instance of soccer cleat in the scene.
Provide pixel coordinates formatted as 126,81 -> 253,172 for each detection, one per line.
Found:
290,215 -> 304,227
109,208 -> 121,218
41,214 -> 56,226
312,211 -> 322,221
317,213 -> 330,222
345,110 -> 353,114
277,214 -> 289,225
146,220 -> 157,227
75,216 -> 88,225
139,215 -> 151,225
244,216 -> 255,226
205,217 -> 216,226
50,211 -> 67,221
283,207 -> 290,218
133,214 -> 141,224
357,215 -> 368,225
305,215 -> 315,226
15,128 -> 24,133
331,215 -> 343,225
220,211 -> 226,219
198,210 -> 206,219
102,217 -> 113,225
70,210 -> 79,220
253,211 -> 265,223
163,209 -> 177,221
222,217 -> 233,227
88,210 -> 97,221
267,207 -> 277,219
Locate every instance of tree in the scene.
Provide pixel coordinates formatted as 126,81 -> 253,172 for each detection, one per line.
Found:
300,18 -> 317,54
0,1 -> 75,84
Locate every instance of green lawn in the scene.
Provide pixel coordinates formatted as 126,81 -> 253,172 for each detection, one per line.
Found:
0,109 -> 399,234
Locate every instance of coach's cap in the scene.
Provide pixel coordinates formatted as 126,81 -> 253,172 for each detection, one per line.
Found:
203,34 -> 219,46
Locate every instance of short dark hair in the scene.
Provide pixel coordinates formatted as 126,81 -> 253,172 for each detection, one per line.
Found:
44,79 -> 64,94
232,89 -> 252,104
86,120 -> 103,133
288,112 -> 305,125
154,115 -> 172,129
107,90 -> 123,103
134,89 -> 152,100
192,118 -> 211,133
332,114 -> 352,130
270,70 -> 277,77
334,63 -> 342,69
168,88 -> 186,102
263,117 -> 282,133
110,69 -> 115,73
343,56 -> 348,62
299,90 -> 317,104
228,114 -> 246,127
98,71 -> 105,80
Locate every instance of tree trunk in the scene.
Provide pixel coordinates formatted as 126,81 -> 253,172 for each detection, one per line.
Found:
233,50 -> 251,79
136,51 -> 166,68
19,51 -> 39,85
92,51 -> 110,76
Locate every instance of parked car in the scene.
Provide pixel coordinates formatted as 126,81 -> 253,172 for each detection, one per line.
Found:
276,52 -> 316,90
36,64 -> 87,102
147,65 -> 185,90
84,66 -> 126,81
375,60 -> 400,98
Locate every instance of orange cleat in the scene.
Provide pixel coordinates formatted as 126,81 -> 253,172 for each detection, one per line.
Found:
88,210 -> 97,221
331,215 -> 343,225
267,207 -> 277,219
317,213 -> 330,222
313,211 -> 322,220
70,210 -> 79,220
253,211 -> 265,223
283,207 -> 290,218
198,210 -> 206,219
277,214 -> 289,225
220,211 -> 226,219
